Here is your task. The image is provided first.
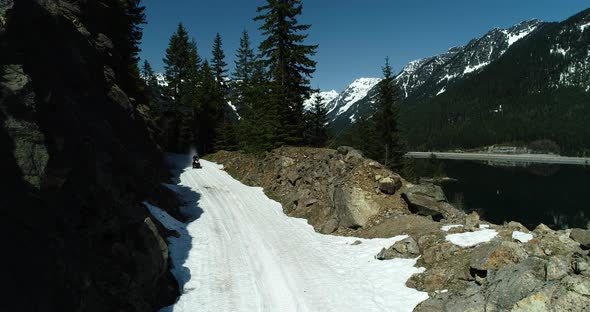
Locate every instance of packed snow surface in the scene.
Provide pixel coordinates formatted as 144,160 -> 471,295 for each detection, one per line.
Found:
149,157 -> 428,312
512,231 -> 534,243
446,229 -> 498,247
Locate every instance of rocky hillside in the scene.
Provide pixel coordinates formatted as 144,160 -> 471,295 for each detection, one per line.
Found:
209,147 -> 590,311
1,1 -> 180,311
209,146 -> 465,235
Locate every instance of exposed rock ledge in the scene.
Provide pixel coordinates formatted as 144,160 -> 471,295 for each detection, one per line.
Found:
209,147 -> 590,311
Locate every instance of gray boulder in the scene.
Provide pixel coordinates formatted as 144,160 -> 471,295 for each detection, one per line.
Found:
333,185 -> 381,229
376,236 -> 419,260
336,146 -> 363,160
465,212 -> 481,231
378,176 -> 402,195
485,257 -> 548,311
546,255 -> 570,281
570,228 -> 590,249
470,241 -> 528,273
401,183 -> 464,222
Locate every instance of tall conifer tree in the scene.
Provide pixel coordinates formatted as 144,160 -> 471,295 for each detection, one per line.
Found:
211,33 -> 228,84
374,58 -> 404,169
163,23 -> 191,104
141,60 -> 158,89
305,94 -> 329,147
254,0 -> 318,146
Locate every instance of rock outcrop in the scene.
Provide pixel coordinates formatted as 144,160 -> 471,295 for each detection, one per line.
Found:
413,224 -> 590,312
1,1 -> 180,311
209,147 -> 464,235
376,236 -> 420,259
208,147 -> 590,311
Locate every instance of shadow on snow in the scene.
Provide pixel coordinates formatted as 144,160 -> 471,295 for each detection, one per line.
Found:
145,153 -> 205,311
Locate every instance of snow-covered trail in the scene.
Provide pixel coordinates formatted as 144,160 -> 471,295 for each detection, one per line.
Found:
148,158 -> 428,312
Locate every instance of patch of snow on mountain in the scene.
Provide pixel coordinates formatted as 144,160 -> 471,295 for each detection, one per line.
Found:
580,21 -> 590,32
436,87 -> 446,96
336,78 -> 381,116
155,73 -> 168,87
437,73 -> 459,84
506,23 -> 538,47
463,62 -> 489,74
550,46 -> 569,56
227,101 -> 240,120
303,90 -> 339,111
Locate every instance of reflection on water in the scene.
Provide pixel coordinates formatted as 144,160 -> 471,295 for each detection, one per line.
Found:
432,160 -> 590,230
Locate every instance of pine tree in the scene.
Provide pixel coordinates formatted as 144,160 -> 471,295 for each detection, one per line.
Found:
254,0 -> 318,147
163,23 -> 191,103
305,93 -> 329,147
211,33 -> 228,84
239,59 -> 276,153
162,24 -> 203,152
141,60 -> 158,89
374,57 -> 405,169
184,38 -> 202,108
232,30 -> 256,115
195,60 -> 223,154
103,0 -> 146,101
233,30 -> 255,84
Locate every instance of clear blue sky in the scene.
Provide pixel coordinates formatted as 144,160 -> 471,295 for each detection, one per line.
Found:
139,0 -> 588,92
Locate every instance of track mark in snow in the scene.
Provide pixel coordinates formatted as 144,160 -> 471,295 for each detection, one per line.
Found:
150,156 -> 428,312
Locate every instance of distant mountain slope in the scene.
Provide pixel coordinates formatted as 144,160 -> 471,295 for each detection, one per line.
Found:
303,90 -> 338,111
330,9 -> 590,155
402,8 -> 590,155
325,78 -> 381,120
330,19 -> 543,134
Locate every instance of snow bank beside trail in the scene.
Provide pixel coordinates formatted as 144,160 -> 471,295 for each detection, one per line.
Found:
149,159 -> 429,312
512,231 -> 533,243
446,229 -> 498,247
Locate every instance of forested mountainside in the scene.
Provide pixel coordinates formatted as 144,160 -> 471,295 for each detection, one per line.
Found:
402,9 -> 590,155
328,19 -> 542,134
330,9 -> 590,156
0,1 -> 180,311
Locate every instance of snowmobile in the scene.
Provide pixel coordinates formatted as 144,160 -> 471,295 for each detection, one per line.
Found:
192,155 -> 202,169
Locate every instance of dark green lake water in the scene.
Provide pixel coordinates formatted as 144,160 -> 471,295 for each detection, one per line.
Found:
435,160 -> 590,230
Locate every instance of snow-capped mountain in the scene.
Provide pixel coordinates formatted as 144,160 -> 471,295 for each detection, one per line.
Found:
303,90 -> 339,111
324,78 -> 381,121
397,19 -> 542,99
549,14 -> 590,91
155,72 -> 168,87
396,46 -> 462,98
328,19 -> 544,133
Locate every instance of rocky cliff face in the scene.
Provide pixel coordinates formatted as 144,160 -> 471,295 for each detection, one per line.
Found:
1,1 -> 180,311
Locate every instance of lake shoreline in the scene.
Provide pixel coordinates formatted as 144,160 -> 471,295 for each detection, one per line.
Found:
407,152 -> 590,166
